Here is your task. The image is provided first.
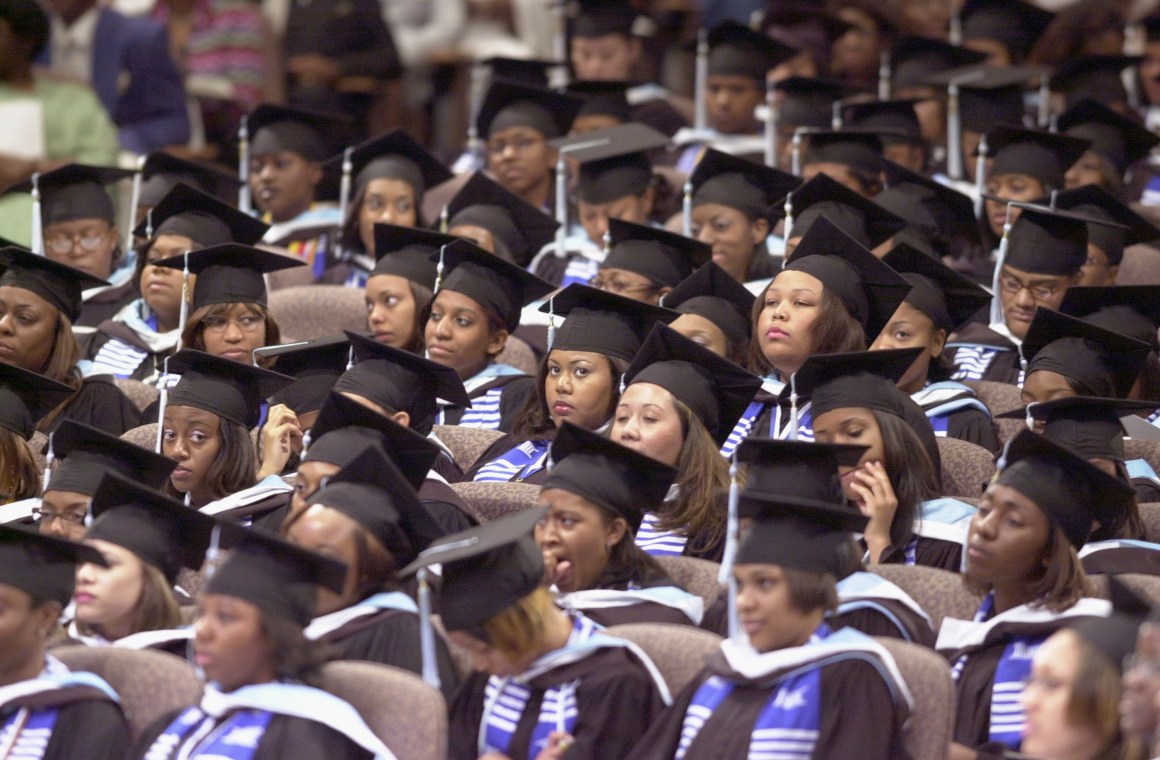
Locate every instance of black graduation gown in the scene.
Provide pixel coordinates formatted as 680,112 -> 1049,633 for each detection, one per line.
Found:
75,280 -> 138,331
85,319 -> 174,382
877,535 -> 963,572
577,599 -> 693,627
942,323 -> 1022,385
30,694 -> 130,760
448,646 -> 667,760
132,708 -> 373,760
624,649 -> 911,760
203,490 -> 291,534
438,375 -> 537,434
431,450 -> 464,484
946,407 -> 1001,453
419,478 -> 477,534
49,375 -> 141,436
1133,478 -> 1160,504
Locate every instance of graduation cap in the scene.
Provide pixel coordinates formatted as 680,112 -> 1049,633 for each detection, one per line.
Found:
706,20 -> 799,84
622,324 -> 762,445
783,216 -> 913,341
925,65 -> 1038,134
690,148 -> 800,221
539,283 -> 677,361
1052,185 -> 1160,266
877,160 -> 981,254
435,239 -> 555,330
209,522 -> 348,626
152,243 -> 305,311
482,57 -> 560,89
997,429 -> 1132,549
982,125 -> 1090,189
138,152 -> 243,207
1052,55 -> 1141,110
134,183 -> 269,249
247,104 -> 350,162
789,347 -> 925,420
543,421 -> 676,533
803,129 -> 885,175
1002,206 -> 1094,277
569,0 -> 638,38
0,246 -> 108,322
0,524 -> 106,606
166,349 -> 294,428
1057,99 -> 1160,176
87,471 -> 217,582
1022,307 -> 1152,399
602,218 -> 710,288
1144,14 -> 1160,44
842,99 -> 924,143
1060,285 -> 1160,351
882,243 -> 992,332
325,129 -> 453,200
1069,577 -> 1152,673
305,445 -> 445,567
305,390 -> 440,491
48,419 -> 175,496
476,80 -> 583,140
660,261 -> 755,349
331,330 -> 469,434
566,80 -> 632,122
777,173 -> 907,249
261,334 -> 351,415
7,163 -> 133,226
773,77 -> 843,129
446,172 -> 559,266
399,507 -> 545,638
890,37 -> 988,91
999,395 -> 1158,464
557,123 -> 669,206
0,363 -> 74,439
959,0 -> 1054,62
370,224 -> 457,289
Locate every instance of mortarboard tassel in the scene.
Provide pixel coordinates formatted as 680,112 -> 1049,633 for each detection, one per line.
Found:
126,155 -> 146,253
989,202 -> 1015,326
546,295 -> 556,349
682,177 -> 693,237
238,115 -> 252,214
30,173 -> 43,256
336,146 -> 355,260
782,190 -> 794,259
788,372 -> 799,442
719,450 -> 741,640
974,135 -> 988,220
878,50 -> 891,100
764,79 -> 778,168
417,567 -> 441,689
177,251 -> 190,350
439,204 -> 449,234
433,244 -> 446,294
41,431 -> 54,493
694,29 -> 709,132
204,524 -> 222,580
1024,401 -> 1037,431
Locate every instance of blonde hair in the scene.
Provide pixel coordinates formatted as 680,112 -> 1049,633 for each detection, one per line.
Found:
481,587 -> 559,661
77,562 -> 181,639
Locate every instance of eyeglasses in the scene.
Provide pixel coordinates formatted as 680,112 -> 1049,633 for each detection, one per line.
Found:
44,230 -> 110,256
998,273 -> 1062,301
202,314 -> 265,333
32,507 -> 86,526
589,275 -> 657,296
486,136 -> 542,156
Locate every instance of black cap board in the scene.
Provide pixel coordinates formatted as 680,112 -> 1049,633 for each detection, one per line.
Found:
661,261 -> 755,349
48,419 -> 176,496
476,80 -> 583,140
566,80 -> 633,122
623,324 -> 762,445
997,429 -> 1131,549
1052,185 -> 1160,266
87,471 -> 216,582
1069,577 -> 1151,672
734,438 -> 867,522
305,444 -> 445,567
0,364 -> 74,439
482,57 -> 559,89
1051,55 -> 1141,110
209,522 -> 348,626
778,173 -> 907,249
399,507 -> 547,638
883,243 -> 992,332
1022,307 -> 1152,399
152,244 -> 304,310
371,224 -> 457,289
924,65 -> 1040,134
331,330 -> 469,435
166,349 -> 294,428
789,347 -> 925,419
0,524 -> 106,606
326,129 -> 453,198
982,125 -> 1090,189
1000,395 -> 1158,463
842,99 -> 924,143
435,239 -> 555,330
247,104 -> 350,162
758,3 -> 854,49
138,152 -> 242,207
262,334 -> 351,415
891,37 -> 987,91
135,182 -> 269,249
803,129 -> 885,175
602,218 -> 710,287
774,77 -> 843,129
878,160 -> 981,255
542,421 -> 676,534
0,246 -> 108,322
1060,285 -> 1160,350
960,0 -> 1054,62
1057,99 -> 1160,177
446,172 -> 559,266
570,0 -> 637,38
554,123 -> 670,206
690,148 -> 800,221
783,216 -> 913,342
539,283 -> 677,361
706,20 -> 799,83
1002,206 -> 1094,277
7,163 -> 134,226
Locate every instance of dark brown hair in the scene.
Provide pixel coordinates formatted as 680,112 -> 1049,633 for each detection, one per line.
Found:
595,506 -> 677,591
783,566 -> 839,615
747,282 -> 866,376
0,431 -> 40,503
510,352 -> 630,440
263,612 -> 334,687
281,505 -> 402,599
965,524 -> 1092,613
875,410 -> 941,552
77,562 -> 181,639
181,303 -> 282,367
162,416 -> 257,505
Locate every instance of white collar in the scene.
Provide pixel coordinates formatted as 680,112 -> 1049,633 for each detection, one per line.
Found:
935,597 -> 1109,652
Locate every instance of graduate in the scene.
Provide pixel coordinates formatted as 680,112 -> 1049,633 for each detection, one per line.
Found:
874,244 -> 999,452
959,0 -> 1054,66
443,171 -> 559,267
776,173 -> 906,256
770,77 -> 842,173
842,99 -> 928,174
940,430 -> 1119,759
86,183 -> 270,381
403,509 -> 672,760
661,261 -> 755,366
467,285 -> 674,484
613,324 -> 761,561
1057,98 -> 1159,199
874,159 -> 983,264
626,439 -> 914,760
71,471 -> 215,653
686,149 -> 799,283
0,363 -> 74,514
0,525 -> 130,760
1052,184 -> 1160,287
800,130 -> 887,198
130,526 -> 397,760
322,129 -> 453,287
135,152 -> 244,214
537,422 -> 703,626
363,225 -> 456,353
283,445 -> 460,698
890,37 -> 987,157
591,219 -> 710,305
331,329 -> 471,482
0,246 -> 139,435
426,240 -> 554,431
160,349 -> 294,528
565,79 -> 633,134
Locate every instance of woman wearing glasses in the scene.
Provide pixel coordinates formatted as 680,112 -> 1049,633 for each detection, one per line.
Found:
588,219 -> 709,306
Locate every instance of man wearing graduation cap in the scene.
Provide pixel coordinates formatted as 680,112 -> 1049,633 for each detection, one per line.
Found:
801,130 -> 887,198
890,37 -> 988,159
770,77 -> 842,172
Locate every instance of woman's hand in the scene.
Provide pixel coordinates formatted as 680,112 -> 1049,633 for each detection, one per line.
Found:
534,732 -> 574,760
848,461 -> 898,564
256,404 -> 302,480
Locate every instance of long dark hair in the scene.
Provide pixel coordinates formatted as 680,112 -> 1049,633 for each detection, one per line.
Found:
747,283 -> 866,376
965,523 -> 1093,613
339,183 -> 426,255
595,509 -> 676,591
263,613 -> 335,687
510,352 -> 631,440
875,410 -> 941,552
162,416 -> 256,505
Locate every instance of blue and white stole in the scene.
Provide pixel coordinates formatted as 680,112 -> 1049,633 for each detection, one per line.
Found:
913,497 -> 976,569
940,595 -> 1111,749
911,382 -> 993,437
472,440 -> 552,483
304,592 -> 418,641
555,585 -> 705,625
437,364 -> 525,429
835,572 -> 933,644
85,299 -> 180,380
676,625 -> 913,760
719,379 -> 815,457
479,613 -> 671,759
636,512 -> 688,557
143,681 -> 396,760
0,656 -> 120,760
947,322 -> 1020,383
199,475 -> 293,524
